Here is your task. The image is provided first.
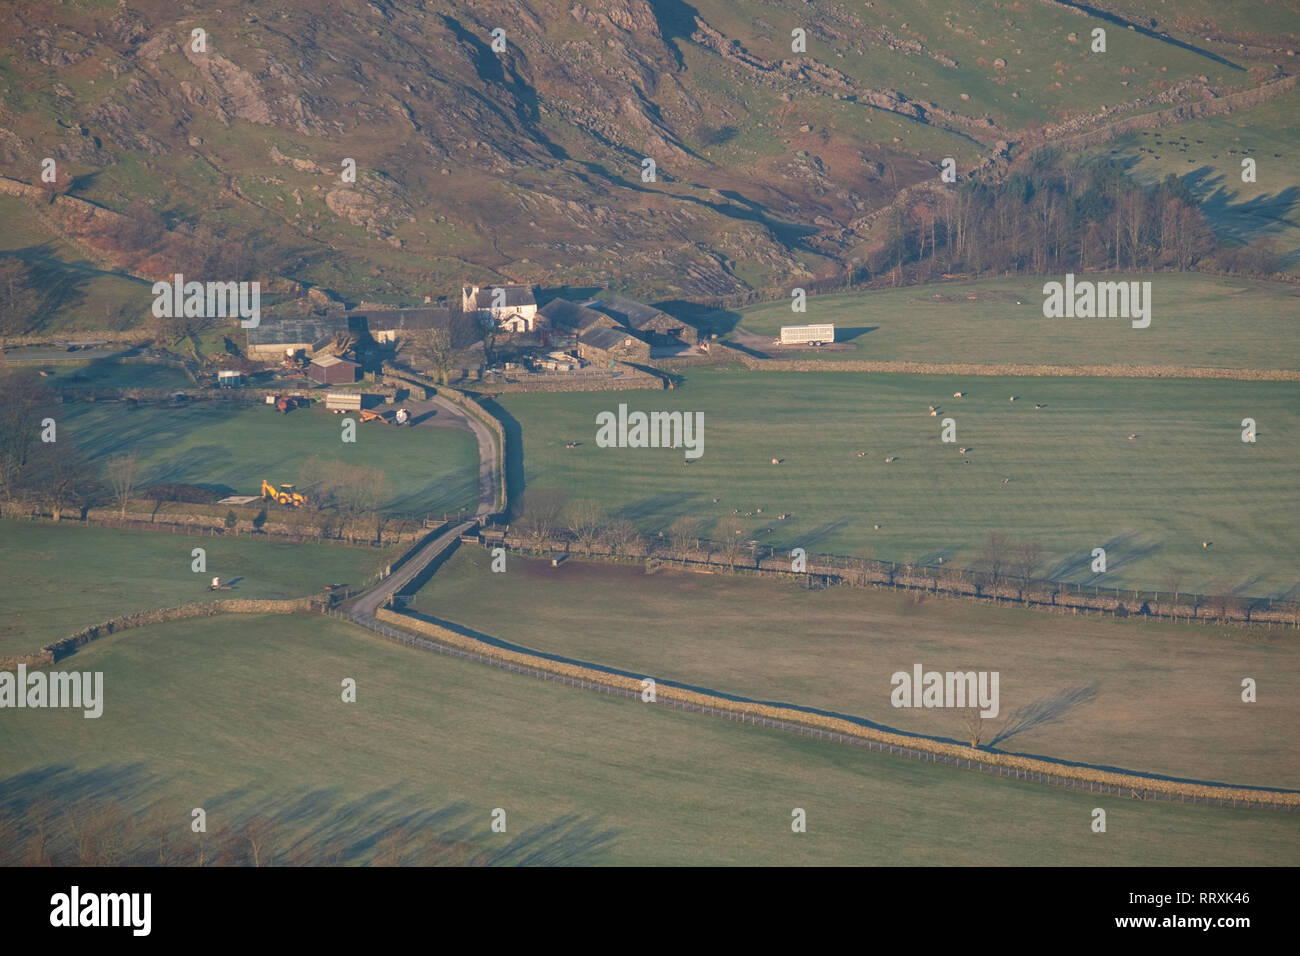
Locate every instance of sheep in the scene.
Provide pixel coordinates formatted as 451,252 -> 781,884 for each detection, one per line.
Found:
856,451 -> 867,458
778,513 -> 789,520
873,524 -> 881,530
1009,396 -> 1017,402
1034,403 -> 1045,409
1202,541 -> 1212,550
953,391 -> 965,398
929,409 -> 938,417
928,405 -> 937,412
771,457 -> 782,465
1128,434 -> 1138,441
884,456 -> 898,463
712,497 -> 720,504
1001,477 -> 1011,484
958,447 -> 969,454
756,508 -> 763,514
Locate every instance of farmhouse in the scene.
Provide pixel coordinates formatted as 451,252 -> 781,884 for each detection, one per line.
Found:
308,354 -> 360,385
591,295 -> 697,346
576,326 -> 651,366
463,284 -> 538,332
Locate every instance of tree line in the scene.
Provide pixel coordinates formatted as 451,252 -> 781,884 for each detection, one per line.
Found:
865,150 -> 1283,285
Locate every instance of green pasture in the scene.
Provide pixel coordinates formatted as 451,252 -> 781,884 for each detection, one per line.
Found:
53,401 -> 480,517
727,274 -> 1300,368
497,367 -> 1299,597
414,549 -> 1300,791
1,612 -> 1295,865
0,520 -> 398,656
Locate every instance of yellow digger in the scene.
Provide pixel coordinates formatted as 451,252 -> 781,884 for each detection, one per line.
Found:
261,479 -> 307,508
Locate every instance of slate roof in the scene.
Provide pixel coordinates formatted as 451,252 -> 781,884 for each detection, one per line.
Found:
579,327 -> 640,351
353,307 -> 452,332
590,295 -> 668,330
538,298 -> 610,333
246,315 -> 353,346
466,284 -> 536,310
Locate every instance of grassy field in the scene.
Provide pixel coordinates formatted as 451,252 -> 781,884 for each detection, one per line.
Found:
55,401 -> 480,516
1089,87 -> 1300,267
497,367 -> 1299,597
0,520 -> 401,656
726,274 -> 1300,368
1,612 -> 1296,865
412,549 -> 1300,791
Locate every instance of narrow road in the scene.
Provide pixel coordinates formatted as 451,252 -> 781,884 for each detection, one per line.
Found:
349,518 -> 477,620
347,391 -> 500,619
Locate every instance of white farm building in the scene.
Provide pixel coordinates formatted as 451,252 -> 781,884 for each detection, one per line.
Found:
779,323 -> 834,345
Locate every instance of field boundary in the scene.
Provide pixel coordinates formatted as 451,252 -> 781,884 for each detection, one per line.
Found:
729,352 -> 1300,380
365,607 -> 1300,809
0,597 -> 316,670
482,536 -> 1300,628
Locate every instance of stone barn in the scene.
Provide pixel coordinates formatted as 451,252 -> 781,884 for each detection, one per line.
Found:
591,295 -> 697,347
576,327 -> 651,367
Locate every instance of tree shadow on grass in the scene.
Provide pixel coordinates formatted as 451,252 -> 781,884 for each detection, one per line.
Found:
0,766 -> 619,866
989,684 -> 1099,749
1047,532 -> 1162,582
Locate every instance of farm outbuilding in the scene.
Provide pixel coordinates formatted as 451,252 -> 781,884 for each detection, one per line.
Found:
216,370 -> 242,387
538,298 -> 618,336
308,354 -> 360,385
245,314 -> 355,359
591,295 -> 697,346
576,327 -> 652,366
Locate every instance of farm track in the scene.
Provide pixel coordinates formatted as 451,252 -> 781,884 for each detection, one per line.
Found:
346,393 -> 497,620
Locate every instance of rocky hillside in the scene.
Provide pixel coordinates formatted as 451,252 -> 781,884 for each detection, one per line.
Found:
0,0 -> 1294,327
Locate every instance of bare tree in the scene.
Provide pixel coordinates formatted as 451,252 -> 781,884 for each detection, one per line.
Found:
1013,540 -> 1044,592
405,327 -> 455,383
566,500 -> 607,556
106,453 -> 140,518
517,487 -> 567,544
0,369 -> 51,504
602,517 -> 641,556
668,515 -> 702,565
27,439 -> 97,521
715,516 -> 745,569
961,707 -> 987,749
976,532 -> 1012,596
1161,567 -> 1184,608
